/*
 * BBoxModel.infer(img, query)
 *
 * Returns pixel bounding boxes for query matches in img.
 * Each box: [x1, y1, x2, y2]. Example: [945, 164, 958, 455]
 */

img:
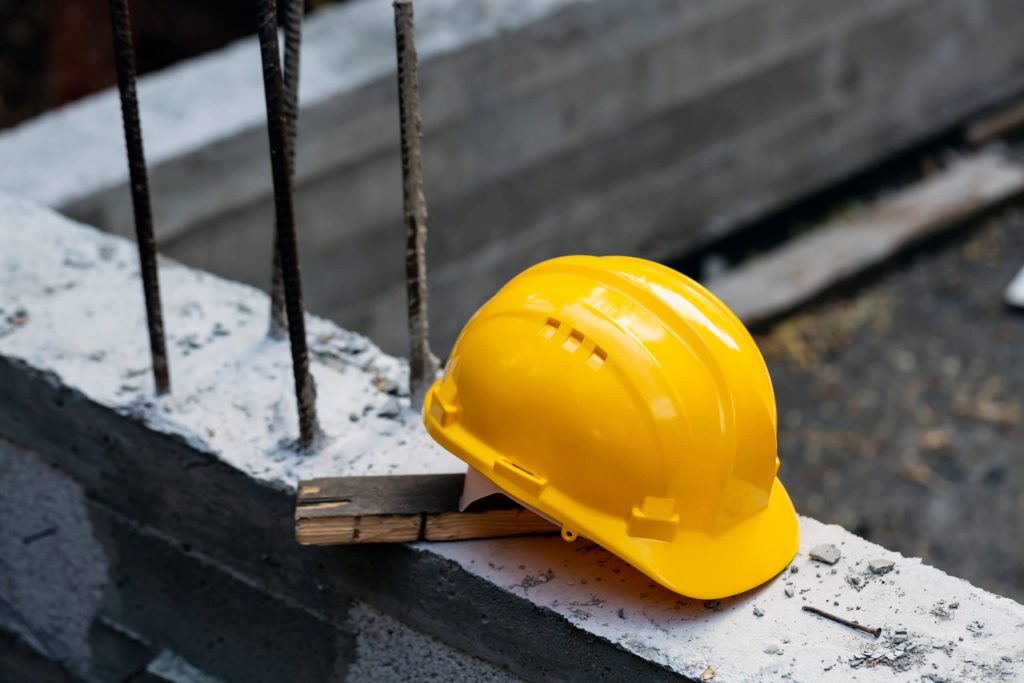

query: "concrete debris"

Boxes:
[868, 558, 895, 575]
[849, 630, 931, 673]
[374, 375, 408, 396]
[753, 606, 764, 617]
[931, 601, 960, 620]
[516, 569, 555, 590]
[784, 587, 795, 598]
[846, 574, 864, 590]
[0, 307, 29, 339]
[376, 398, 403, 419]
[789, 565, 799, 574]
[699, 664, 716, 680]
[764, 643, 783, 655]
[966, 621, 987, 637]
[809, 544, 842, 565]
[704, 600, 721, 611]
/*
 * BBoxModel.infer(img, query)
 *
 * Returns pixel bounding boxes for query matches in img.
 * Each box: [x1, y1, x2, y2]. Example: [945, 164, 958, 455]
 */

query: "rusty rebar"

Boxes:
[268, 0, 304, 340]
[393, 0, 438, 407]
[802, 605, 882, 638]
[107, 0, 170, 395]
[256, 0, 320, 449]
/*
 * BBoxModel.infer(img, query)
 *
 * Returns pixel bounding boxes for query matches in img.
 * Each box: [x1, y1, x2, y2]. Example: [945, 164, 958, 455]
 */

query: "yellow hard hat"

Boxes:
[423, 255, 798, 599]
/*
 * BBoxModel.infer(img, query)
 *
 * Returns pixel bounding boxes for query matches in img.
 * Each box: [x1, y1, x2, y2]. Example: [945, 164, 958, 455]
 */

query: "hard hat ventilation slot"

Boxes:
[562, 328, 585, 353]
[540, 318, 608, 368]
[540, 317, 561, 339]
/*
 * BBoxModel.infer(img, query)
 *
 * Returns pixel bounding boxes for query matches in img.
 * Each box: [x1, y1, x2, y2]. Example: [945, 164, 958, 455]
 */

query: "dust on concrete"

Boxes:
[514, 568, 555, 591]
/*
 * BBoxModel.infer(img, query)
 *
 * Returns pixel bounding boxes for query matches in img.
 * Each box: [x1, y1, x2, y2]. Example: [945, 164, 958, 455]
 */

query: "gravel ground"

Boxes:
[758, 204, 1024, 603]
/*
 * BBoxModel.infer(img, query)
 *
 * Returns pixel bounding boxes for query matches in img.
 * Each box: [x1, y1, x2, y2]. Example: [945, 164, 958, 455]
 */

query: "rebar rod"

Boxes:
[107, 0, 170, 395]
[256, 0, 321, 449]
[268, 0, 304, 340]
[393, 0, 437, 406]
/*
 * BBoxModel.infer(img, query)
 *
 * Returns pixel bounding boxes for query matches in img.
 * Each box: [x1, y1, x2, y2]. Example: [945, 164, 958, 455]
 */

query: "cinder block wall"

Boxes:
[2, 0, 1023, 356]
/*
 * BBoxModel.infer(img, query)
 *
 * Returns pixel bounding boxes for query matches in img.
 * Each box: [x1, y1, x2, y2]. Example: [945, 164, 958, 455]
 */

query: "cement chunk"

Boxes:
[809, 543, 842, 565]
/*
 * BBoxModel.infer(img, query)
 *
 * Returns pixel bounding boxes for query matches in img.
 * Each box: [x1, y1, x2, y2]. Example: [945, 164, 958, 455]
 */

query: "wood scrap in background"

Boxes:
[967, 98, 1024, 146]
[707, 153, 1024, 328]
[295, 473, 556, 545]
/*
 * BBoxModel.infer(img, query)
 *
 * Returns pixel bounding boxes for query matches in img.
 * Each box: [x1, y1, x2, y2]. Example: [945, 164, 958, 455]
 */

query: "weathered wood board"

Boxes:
[708, 154, 1024, 327]
[295, 473, 556, 545]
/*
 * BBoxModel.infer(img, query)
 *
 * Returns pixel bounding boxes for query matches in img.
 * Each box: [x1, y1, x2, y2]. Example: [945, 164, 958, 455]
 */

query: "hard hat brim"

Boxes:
[426, 393, 800, 600]
[513, 474, 798, 600]
[605, 477, 800, 600]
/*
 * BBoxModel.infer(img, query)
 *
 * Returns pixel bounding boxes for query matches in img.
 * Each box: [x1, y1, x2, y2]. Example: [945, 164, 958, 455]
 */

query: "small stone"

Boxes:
[868, 558, 895, 575]
[348, 413, 359, 422]
[789, 566, 799, 574]
[617, 608, 626, 619]
[753, 606, 764, 617]
[784, 587, 795, 598]
[699, 665, 716, 681]
[376, 398, 403, 418]
[893, 630, 908, 644]
[809, 543, 842, 565]
[847, 574, 863, 588]
[764, 643, 783, 655]
[704, 600, 721, 611]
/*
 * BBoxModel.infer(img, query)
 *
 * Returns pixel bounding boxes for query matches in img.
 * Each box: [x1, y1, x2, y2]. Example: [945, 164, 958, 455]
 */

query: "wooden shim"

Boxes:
[708, 154, 1024, 328]
[295, 473, 557, 545]
[967, 99, 1024, 146]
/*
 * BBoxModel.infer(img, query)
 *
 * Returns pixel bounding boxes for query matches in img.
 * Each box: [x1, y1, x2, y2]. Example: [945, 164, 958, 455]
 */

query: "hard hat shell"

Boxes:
[423, 255, 798, 599]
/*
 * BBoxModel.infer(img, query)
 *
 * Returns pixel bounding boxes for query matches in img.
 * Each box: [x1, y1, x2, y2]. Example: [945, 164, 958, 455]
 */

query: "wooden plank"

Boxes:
[708, 154, 1024, 328]
[295, 473, 557, 545]
[967, 99, 1024, 146]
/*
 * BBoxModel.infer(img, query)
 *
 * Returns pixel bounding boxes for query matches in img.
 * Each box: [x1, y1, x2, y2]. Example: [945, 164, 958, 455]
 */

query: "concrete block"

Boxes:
[2, 194, 1023, 681]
